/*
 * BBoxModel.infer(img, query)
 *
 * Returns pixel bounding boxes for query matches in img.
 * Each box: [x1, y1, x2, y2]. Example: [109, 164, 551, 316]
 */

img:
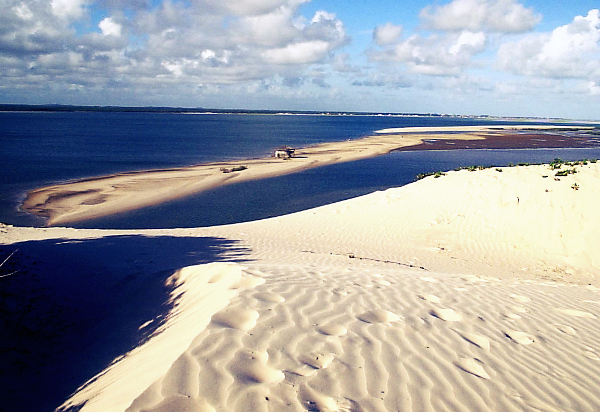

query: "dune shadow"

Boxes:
[0, 234, 250, 412]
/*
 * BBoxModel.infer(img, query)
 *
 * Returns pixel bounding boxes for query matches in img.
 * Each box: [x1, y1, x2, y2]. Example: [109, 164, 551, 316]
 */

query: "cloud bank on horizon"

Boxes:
[1, 0, 599, 119]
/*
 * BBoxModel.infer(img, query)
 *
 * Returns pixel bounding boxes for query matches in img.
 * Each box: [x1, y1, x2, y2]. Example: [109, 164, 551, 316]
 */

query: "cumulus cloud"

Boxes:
[99, 17, 122, 37]
[370, 31, 487, 76]
[50, 0, 90, 20]
[368, 0, 532, 77]
[0, 0, 349, 99]
[1, 0, 71, 57]
[237, 6, 299, 47]
[448, 31, 486, 55]
[305, 10, 347, 45]
[3, 0, 597, 115]
[202, 0, 308, 17]
[263, 40, 331, 65]
[135, 3, 347, 69]
[496, 9, 600, 79]
[420, 0, 540, 33]
[373, 22, 402, 46]
[331, 53, 359, 73]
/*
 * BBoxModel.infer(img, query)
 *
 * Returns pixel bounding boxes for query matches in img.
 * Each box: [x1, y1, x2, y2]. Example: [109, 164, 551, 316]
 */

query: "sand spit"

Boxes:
[21, 125, 593, 226]
[3, 159, 600, 411]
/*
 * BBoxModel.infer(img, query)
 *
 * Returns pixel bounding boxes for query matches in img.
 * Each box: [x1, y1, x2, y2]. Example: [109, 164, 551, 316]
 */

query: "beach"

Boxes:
[2, 132, 600, 410]
[21, 125, 593, 227]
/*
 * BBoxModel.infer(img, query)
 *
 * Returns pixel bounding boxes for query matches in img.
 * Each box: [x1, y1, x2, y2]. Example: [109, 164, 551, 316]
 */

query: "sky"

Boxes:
[1, 0, 599, 119]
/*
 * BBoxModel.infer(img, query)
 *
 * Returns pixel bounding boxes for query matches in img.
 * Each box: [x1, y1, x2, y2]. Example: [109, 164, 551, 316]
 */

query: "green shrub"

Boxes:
[555, 168, 577, 177]
[550, 158, 564, 170]
[416, 171, 446, 180]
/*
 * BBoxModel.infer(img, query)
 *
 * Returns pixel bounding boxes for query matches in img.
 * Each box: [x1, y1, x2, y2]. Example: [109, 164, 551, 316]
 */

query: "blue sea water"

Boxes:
[2, 111, 600, 228]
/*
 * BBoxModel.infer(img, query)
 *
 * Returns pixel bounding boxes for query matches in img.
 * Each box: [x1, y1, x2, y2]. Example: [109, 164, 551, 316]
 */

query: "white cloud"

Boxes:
[448, 31, 486, 55]
[1, 0, 72, 57]
[420, 0, 540, 33]
[496, 9, 600, 79]
[304, 10, 347, 44]
[373, 23, 402, 46]
[263, 40, 330, 64]
[311, 10, 334, 23]
[13, 3, 34, 20]
[99, 17, 122, 37]
[201, 50, 216, 60]
[162, 60, 184, 76]
[0, 0, 350, 99]
[370, 31, 486, 76]
[368, 1, 510, 78]
[50, 0, 89, 20]
[202, 0, 308, 16]
[131, 4, 348, 74]
[36, 51, 83, 70]
[260, 10, 347, 65]
[238, 6, 298, 47]
[200, 49, 231, 65]
[3, 0, 596, 118]
[332, 53, 359, 73]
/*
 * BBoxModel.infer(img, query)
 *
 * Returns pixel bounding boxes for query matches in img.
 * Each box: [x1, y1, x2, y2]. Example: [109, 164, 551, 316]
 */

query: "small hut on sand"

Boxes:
[273, 146, 295, 159]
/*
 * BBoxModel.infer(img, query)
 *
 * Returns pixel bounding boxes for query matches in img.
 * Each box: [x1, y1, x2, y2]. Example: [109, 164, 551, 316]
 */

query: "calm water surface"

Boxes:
[2, 112, 598, 228]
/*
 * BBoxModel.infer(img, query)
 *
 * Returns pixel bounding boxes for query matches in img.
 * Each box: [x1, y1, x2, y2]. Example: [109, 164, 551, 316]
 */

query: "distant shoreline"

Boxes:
[1, 103, 592, 122]
[21, 125, 596, 227]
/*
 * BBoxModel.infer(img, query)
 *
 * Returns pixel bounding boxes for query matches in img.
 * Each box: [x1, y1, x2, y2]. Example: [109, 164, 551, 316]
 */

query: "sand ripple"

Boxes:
[115, 264, 600, 412]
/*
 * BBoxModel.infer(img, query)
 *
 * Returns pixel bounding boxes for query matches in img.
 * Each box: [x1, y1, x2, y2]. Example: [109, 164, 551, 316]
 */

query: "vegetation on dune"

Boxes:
[549, 158, 599, 179]
[555, 168, 577, 177]
[414, 158, 598, 182]
[550, 158, 595, 168]
[416, 171, 446, 180]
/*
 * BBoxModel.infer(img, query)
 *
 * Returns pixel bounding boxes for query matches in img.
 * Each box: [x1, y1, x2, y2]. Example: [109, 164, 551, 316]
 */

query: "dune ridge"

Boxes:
[2, 158, 600, 411]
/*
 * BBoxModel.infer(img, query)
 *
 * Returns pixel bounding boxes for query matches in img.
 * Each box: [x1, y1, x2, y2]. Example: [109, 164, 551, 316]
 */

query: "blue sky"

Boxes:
[1, 0, 599, 119]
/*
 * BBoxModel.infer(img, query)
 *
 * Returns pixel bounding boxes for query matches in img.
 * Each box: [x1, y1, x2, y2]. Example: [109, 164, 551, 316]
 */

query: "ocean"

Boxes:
[2, 111, 600, 228]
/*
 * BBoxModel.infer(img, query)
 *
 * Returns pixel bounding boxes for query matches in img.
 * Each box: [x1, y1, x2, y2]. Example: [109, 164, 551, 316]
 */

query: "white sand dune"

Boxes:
[3, 160, 600, 411]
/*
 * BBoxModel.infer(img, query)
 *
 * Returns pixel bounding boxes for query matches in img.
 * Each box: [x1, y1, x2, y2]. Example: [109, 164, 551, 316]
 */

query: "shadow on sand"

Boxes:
[0, 234, 250, 412]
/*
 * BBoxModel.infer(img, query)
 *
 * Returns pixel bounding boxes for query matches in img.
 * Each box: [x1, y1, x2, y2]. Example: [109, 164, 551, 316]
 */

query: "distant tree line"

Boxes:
[0, 104, 485, 118]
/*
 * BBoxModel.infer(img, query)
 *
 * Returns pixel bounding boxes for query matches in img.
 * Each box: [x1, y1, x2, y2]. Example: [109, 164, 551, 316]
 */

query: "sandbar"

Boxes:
[22, 125, 595, 226]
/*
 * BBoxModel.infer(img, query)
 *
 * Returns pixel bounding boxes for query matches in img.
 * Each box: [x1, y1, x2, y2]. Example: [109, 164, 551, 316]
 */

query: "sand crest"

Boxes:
[2, 155, 600, 411]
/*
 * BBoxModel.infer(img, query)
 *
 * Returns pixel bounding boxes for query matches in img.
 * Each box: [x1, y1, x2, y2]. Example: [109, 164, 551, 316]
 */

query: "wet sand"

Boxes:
[398, 131, 600, 151]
